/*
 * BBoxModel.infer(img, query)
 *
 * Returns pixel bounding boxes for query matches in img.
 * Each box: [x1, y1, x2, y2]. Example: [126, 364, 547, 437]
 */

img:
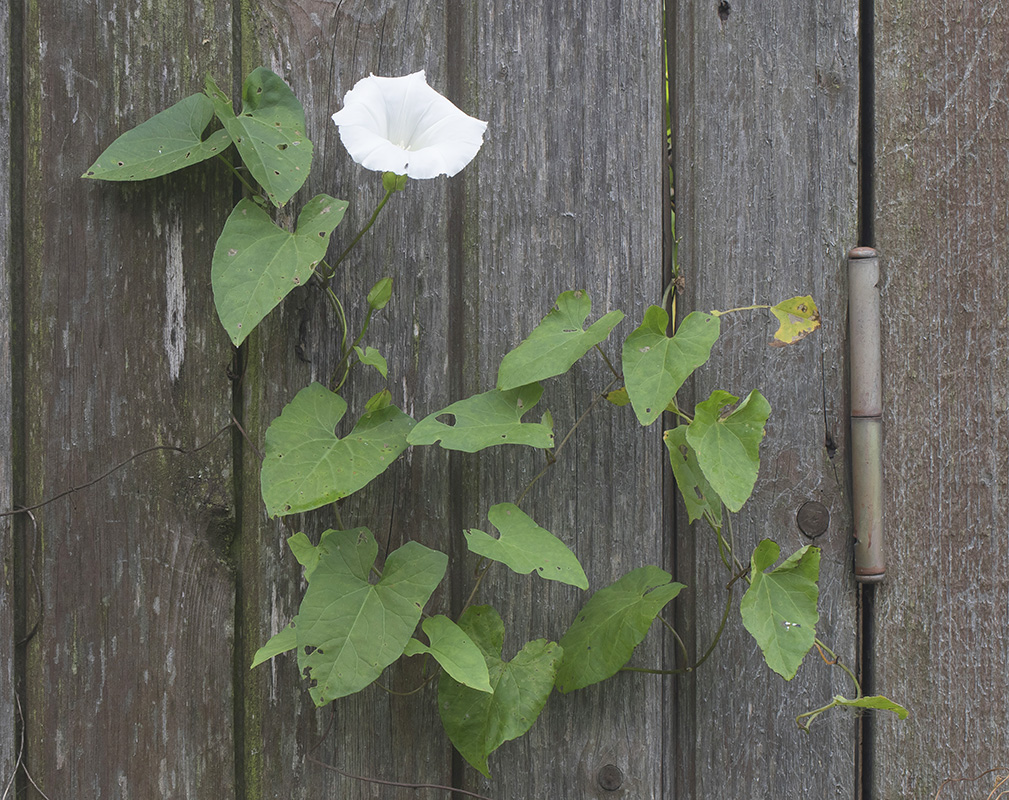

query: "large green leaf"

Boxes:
[293, 528, 447, 704]
[685, 389, 770, 513]
[663, 426, 722, 525]
[83, 93, 232, 181]
[465, 503, 587, 589]
[212, 195, 347, 346]
[555, 566, 684, 693]
[205, 68, 312, 206]
[407, 383, 555, 452]
[404, 615, 492, 693]
[496, 291, 624, 390]
[622, 308, 720, 426]
[438, 606, 562, 777]
[740, 540, 820, 680]
[260, 382, 415, 517]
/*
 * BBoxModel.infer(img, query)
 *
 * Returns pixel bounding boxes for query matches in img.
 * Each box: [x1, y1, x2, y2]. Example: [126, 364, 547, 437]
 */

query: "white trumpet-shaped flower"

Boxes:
[332, 71, 488, 179]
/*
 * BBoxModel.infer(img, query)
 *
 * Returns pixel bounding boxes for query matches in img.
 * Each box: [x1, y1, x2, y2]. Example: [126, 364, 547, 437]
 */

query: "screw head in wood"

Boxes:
[796, 501, 830, 538]
[597, 764, 623, 791]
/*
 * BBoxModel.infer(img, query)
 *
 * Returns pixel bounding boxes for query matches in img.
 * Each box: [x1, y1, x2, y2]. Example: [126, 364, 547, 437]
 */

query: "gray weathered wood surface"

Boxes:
[672, 1, 861, 796]
[873, 3, 1009, 797]
[19, 2, 237, 796]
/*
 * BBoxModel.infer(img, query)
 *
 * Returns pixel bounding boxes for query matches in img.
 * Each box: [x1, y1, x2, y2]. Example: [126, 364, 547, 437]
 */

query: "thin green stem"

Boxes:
[814, 638, 861, 696]
[331, 187, 395, 272]
[331, 307, 375, 391]
[375, 671, 438, 697]
[709, 303, 772, 317]
[215, 154, 259, 196]
[666, 402, 693, 423]
[324, 287, 350, 358]
[593, 344, 621, 380]
[459, 559, 492, 617]
[659, 615, 690, 666]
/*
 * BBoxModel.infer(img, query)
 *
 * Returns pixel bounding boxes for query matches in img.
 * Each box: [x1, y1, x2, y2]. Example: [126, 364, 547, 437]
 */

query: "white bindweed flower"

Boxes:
[332, 71, 488, 179]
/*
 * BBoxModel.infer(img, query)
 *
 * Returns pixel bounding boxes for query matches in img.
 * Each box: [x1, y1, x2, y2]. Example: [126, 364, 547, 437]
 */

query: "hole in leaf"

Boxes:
[117, 161, 124, 166]
[435, 413, 457, 426]
[277, 143, 288, 151]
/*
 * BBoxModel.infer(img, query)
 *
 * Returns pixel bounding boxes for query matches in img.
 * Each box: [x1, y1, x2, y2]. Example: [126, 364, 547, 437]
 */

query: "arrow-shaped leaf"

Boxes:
[260, 382, 415, 517]
[497, 290, 624, 390]
[685, 389, 770, 513]
[83, 93, 232, 181]
[438, 606, 562, 778]
[294, 528, 447, 704]
[740, 539, 820, 680]
[622, 308, 720, 426]
[407, 384, 555, 452]
[212, 195, 347, 345]
[404, 615, 492, 693]
[465, 503, 588, 589]
[555, 566, 684, 693]
[663, 426, 722, 525]
[206, 68, 312, 206]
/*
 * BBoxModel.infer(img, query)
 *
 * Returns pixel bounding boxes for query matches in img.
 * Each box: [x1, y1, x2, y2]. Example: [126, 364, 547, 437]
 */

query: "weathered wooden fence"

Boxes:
[0, 1, 1005, 798]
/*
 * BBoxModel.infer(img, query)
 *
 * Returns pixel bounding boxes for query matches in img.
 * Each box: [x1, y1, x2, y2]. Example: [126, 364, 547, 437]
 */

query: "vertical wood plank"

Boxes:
[22, 1, 236, 795]
[0, 0, 17, 781]
[673, 1, 860, 795]
[457, 2, 668, 797]
[873, 3, 1009, 797]
[236, 2, 456, 796]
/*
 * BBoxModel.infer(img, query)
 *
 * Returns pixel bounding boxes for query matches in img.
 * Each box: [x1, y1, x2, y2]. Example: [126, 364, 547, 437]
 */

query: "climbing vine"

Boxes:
[84, 67, 906, 780]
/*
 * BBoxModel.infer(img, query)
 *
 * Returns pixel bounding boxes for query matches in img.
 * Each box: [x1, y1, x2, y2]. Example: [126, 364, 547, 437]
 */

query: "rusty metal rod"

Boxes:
[849, 246, 885, 582]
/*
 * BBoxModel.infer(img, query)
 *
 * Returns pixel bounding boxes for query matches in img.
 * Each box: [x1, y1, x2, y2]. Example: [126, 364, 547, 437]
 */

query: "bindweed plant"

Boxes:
[84, 67, 907, 778]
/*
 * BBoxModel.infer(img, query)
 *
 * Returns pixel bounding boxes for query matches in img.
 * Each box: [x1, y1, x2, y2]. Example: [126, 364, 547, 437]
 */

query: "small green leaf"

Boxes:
[382, 172, 408, 192]
[260, 382, 415, 517]
[438, 606, 562, 777]
[685, 389, 770, 513]
[212, 195, 347, 345]
[407, 384, 555, 452]
[365, 389, 392, 412]
[770, 296, 821, 346]
[287, 532, 322, 574]
[251, 622, 297, 668]
[404, 615, 492, 693]
[497, 291, 624, 390]
[294, 528, 447, 704]
[555, 566, 684, 693]
[605, 387, 630, 407]
[206, 69, 313, 206]
[740, 540, 820, 680]
[84, 93, 232, 181]
[367, 277, 393, 310]
[622, 308, 720, 426]
[662, 426, 722, 525]
[354, 346, 388, 379]
[832, 694, 909, 719]
[465, 503, 588, 590]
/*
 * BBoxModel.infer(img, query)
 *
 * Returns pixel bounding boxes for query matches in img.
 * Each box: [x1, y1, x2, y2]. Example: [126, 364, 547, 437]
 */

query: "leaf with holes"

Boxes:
[407, 383, 555, 452]
[438, 606, 562, 778]
[260, 382, 414, 517]
[212, 195, 347, 345]
[740, 540, 819, 680]
[663, 426, 722, 525]
[685, 389, 770, 513]
[770, 295, 821, 346]
[404, 615, 492, 693]
[465, 503, 587, 589]
[622, 307, 720, 426]
[206, 68, 312, 206]
[83, 93, 232, 181]
[497, 290, 624, 390]
[291, 528, 447, 704]
[555, 566, 684, 693]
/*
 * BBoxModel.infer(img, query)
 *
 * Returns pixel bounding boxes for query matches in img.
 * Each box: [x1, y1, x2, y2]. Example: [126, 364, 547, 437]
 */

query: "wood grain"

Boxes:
[21, 1, 237, 795]
[873, 3, 1009, 797]
[672, 1, 860, 795]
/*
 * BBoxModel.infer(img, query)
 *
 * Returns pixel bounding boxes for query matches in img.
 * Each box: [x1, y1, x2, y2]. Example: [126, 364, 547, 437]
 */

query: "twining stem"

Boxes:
[659, 616, 690, 666]
[814, 638, 861, 696]
[323, 285, 350, 359]
[330, 186, 395, 273]
[331, 307, 375, 391]
[215, 154, 259, 196]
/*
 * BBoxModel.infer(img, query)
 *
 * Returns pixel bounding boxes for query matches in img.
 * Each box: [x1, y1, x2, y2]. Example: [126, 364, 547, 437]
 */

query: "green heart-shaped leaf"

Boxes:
[685, 389, 770, 513]
[407, 384, 555, 452]
[404, 615, 492, 693]
[465, 503, 588, 589]
[83, 93, 232, 181]
[260, 382, 414, 517]
[293, 528, 447, 704]
[622, 308, 720, 426]
[206, 69, 313, 206]
[663, 426, 722, 525]
[555, 566, 684, 693]
[212, 195, 347, 345]
[497, 290, 624, 390]
[740, 540, 819, 680]
[438, 606, 562, 778]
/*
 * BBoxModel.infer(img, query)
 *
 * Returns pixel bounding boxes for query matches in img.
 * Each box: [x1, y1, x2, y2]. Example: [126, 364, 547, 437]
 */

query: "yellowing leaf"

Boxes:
[770, 296, 820, 346]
